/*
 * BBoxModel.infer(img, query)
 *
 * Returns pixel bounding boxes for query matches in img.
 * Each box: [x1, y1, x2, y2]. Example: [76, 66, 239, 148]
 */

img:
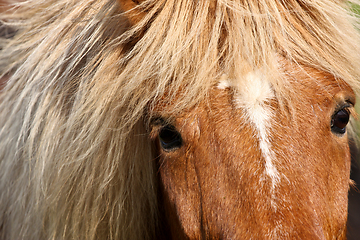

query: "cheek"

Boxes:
[320, 136, 351, 234]
[158, 152, 204, 239]
[280, 121, 351, 228]
[326, 136, 351, 212]
[157, 127, 264, 239]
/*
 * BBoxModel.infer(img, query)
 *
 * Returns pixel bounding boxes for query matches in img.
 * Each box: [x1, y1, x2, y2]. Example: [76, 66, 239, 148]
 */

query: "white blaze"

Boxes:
[218, 72, 280, 191]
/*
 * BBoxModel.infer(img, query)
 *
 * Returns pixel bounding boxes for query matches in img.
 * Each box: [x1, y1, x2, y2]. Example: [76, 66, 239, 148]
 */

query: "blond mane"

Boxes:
[0, 0, 360, 239]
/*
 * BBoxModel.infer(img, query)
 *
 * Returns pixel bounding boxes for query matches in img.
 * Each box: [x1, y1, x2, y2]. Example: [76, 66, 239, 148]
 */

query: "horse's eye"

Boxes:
[331, 108, 350, 134]
[159, 125, 183, 151]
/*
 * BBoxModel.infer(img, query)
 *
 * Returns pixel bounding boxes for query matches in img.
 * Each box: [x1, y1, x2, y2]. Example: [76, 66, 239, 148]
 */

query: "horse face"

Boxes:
[150, 65, 354, 239]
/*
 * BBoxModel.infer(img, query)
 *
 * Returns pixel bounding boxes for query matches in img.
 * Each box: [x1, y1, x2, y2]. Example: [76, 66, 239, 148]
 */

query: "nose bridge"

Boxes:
[217, 72, 281, 197]
[193, 106, 304, 239]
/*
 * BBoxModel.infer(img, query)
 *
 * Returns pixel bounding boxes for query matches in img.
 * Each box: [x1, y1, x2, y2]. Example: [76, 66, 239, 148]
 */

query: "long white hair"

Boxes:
[0, 0, 360, 239]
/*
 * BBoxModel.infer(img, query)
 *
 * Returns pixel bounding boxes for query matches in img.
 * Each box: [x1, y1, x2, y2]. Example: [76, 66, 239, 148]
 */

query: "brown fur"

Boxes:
[0, 0, 359, 239]
[152, 63, 354, 239]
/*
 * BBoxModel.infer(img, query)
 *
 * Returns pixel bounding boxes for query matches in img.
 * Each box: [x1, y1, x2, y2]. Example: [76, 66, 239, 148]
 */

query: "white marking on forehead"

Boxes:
[217, 74, 231, 90]
[218, 71, 280, 204]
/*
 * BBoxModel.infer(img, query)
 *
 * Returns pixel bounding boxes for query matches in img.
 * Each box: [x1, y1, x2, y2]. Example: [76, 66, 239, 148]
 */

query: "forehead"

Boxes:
[152, 62, 355, 118]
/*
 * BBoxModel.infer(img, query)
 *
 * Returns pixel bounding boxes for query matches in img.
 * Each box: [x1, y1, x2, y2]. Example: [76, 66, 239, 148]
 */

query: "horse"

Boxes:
[0, 0, 360, 239]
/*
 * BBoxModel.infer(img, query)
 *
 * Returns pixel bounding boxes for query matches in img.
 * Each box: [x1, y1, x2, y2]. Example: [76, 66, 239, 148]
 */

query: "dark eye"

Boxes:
[159, 125, 183, 151]
[331, 108, 350, 134]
